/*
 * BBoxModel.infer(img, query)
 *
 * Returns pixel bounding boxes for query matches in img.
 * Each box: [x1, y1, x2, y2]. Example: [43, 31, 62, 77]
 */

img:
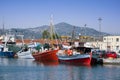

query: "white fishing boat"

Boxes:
[16, 35, 38, 59]
[16, 48, 34, 59]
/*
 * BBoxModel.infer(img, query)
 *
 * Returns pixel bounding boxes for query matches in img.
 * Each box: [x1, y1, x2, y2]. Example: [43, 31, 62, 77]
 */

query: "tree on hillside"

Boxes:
[42, 30, 61, 40]
[42, 30, 50, 39]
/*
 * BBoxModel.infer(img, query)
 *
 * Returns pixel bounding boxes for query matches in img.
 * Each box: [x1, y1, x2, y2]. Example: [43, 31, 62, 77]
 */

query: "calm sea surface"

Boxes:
[0, 58, 120, 80]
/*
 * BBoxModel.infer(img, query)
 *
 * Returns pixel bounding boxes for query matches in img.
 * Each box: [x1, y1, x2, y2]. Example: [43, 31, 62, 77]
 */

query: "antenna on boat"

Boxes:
[50, 14, 54, 40]
[71, 26, 75, 41]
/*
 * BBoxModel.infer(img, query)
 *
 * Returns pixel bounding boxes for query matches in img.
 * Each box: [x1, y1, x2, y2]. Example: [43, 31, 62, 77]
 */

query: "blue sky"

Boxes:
[0, 0, 120, 34]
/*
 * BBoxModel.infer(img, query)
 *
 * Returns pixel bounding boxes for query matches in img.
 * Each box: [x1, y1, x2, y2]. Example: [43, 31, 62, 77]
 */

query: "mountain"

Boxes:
[0, 22, 109, 39]
[54, 22, 108, 36]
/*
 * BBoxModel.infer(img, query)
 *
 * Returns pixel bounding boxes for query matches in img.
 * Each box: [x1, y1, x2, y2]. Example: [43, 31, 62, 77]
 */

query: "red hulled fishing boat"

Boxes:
[32, 49, 59, 62]
[57, 47, 97, 65]
[32, 15, 59, 62]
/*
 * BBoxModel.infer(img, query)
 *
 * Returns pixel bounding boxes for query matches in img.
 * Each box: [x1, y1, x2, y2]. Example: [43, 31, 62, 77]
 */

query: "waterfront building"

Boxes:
[89, 36, 120, 53]
[79, 35, 94, 42]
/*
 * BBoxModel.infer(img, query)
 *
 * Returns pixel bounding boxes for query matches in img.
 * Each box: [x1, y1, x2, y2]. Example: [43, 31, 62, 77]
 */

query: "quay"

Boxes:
[103, 58, 120, 64]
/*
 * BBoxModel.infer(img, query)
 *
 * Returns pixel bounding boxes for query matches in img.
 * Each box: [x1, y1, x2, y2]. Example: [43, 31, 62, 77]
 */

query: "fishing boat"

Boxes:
[102, 51, 120, 64]
[0, 20, 16, 58]
[32, 15, 59, 62]
[57, 47, 97, 65]
[32, 49, 59, 61]
[0, 34, 15, 58]
[17, 42, 42, 59]
[0, 47, 15, 58]
[16, 35, 42, 59]
[16, 48, 34, 59]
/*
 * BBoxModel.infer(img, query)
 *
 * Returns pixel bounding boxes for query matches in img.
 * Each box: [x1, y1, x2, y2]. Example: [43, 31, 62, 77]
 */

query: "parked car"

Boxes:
[104, 51, 117, 58]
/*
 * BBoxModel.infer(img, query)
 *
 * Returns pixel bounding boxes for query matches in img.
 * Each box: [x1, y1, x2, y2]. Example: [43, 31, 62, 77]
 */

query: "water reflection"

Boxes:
[59, 61, 92, 68]
[103, 64, 120, 68]
[0, 58, 35, 66]
[1, 58, 120, 80]
[0, 58, 93, 80]
[34, 60, 59, 66]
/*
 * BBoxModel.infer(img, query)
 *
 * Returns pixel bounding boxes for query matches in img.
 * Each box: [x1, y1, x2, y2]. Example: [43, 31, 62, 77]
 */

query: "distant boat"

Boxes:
[57, 47, 97, 65]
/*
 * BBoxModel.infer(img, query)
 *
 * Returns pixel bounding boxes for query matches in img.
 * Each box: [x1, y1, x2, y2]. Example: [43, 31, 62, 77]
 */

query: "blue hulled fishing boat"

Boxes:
[0, 34, 15, 58]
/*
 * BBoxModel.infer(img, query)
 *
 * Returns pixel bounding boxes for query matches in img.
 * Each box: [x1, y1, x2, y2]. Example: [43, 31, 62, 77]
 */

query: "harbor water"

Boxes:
[0, 58, 120, 80]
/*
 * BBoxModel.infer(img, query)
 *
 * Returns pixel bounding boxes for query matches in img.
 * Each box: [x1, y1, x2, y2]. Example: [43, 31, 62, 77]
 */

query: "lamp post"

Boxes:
[98, 17, 102, 40]
[84, 24, 87, 36]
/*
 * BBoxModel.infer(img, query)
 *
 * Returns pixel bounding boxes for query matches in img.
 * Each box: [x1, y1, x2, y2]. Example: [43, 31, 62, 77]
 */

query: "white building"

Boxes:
[89, 36, 120, 53]
[103, 36, 120, 52]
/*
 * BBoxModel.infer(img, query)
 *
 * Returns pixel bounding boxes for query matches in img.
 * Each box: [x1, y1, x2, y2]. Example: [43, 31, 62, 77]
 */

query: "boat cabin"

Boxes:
[74, 47, 92, 54]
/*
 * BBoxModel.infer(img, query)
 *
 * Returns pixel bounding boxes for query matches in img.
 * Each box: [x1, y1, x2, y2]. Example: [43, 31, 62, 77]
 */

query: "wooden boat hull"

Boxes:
[32, 49, 59, 62]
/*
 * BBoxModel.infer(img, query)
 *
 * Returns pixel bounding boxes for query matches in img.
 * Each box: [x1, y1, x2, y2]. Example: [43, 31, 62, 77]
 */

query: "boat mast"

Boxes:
[50, 15, 54, 40]
[17, 35, 24, 46]
[2, 17, 7, 49]
[71, 26, 75, 41]
[49, 15, 58, 45]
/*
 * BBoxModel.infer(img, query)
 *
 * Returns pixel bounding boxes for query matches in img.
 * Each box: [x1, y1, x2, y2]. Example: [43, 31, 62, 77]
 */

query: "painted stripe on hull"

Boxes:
[59, 57, 91, 65]
[58, 54, 90, 60]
